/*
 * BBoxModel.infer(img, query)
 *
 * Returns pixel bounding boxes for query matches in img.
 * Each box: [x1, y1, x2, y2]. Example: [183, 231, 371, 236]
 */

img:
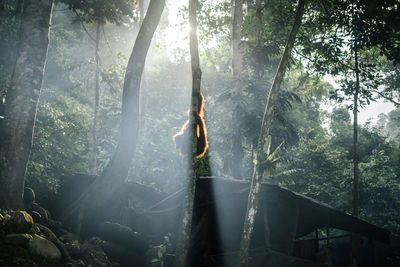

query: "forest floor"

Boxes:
[0, 206, 141, 267]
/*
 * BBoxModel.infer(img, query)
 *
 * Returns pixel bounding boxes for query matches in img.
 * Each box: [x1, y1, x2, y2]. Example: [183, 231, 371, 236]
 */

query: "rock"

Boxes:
[52, 227, 68, 238]
[65, 240, 81, 257]
[27, 234, 61, 260]
[4, 233, 33, 245]
[23, 187, 35, 207]
[30, 211, 42, 222]
[29, 224, 40, 235]
[30, 203, 50, 220]
[2, 214, 11, 226]
[59, 232, 81, 243]
[80, 239, 112, 267]
[5, 211, 34, 233]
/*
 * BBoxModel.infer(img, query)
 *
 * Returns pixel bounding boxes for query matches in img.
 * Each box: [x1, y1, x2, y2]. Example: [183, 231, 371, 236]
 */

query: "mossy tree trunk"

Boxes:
[0, 0, 54, 210]
[173, 0, 203, 266]
[237, 0, 306, 266]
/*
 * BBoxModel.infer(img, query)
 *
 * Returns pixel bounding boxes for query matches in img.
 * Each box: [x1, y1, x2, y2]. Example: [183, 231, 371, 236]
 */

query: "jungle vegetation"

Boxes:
[0, 0, 400, 266]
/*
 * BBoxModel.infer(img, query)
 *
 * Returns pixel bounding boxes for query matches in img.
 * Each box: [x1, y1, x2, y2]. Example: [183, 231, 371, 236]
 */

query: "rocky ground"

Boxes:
[0, 207, 121, 266]
[0, 187, 168, 267]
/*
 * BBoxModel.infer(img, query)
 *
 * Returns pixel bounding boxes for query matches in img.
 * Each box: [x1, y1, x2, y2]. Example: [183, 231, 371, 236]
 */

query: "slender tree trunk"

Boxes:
[139, 0, 149, 129]
[92, 20, 101, 175]
[351, 0, 360, 218]
[173, 0, 202, 266]
[353, 48, 359, 217]
[62, 0, 165, 219]
[351, 11, 361, 265]
[237, 1, 306, 266]
[0, 0, 54, 210]
[231, 0, 244, 179]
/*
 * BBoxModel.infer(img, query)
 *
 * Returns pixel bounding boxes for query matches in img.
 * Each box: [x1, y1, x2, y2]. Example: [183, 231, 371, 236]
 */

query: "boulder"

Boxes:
[2, 214, 11, 226]
[29, 224, 40, 235]
[65, 240, 81, 257]
[59, 232, 81, 243]
[80, 237, 112, 267]
[4, 233, 33, 245]
[29, 203, 50, 220]
[30, 211, 42, 222]
[5, 211, 34, 233]
[27, 234, 61, 260]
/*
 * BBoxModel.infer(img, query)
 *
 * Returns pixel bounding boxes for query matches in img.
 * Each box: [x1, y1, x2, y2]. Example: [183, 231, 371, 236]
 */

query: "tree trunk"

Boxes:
[139, 0, 150, 129]
[352, 21, 360, 221]
[231, 0, 244, 179]
[0, 0, 54, 210]
[92, 20, 101, 175]
[173, 0, 202, 266]
[92, 21, 101, 174]
[351, 12, 361, 266]
[237, 1, 306, 266]
[353, 52, 359, 218]
[62, 0, 165, 219]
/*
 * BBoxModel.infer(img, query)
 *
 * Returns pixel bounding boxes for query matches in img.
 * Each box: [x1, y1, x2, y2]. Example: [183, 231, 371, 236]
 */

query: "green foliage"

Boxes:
[254, 135, 283, 175]
[298, 0, 400, 106]
[275, 104, 400, 233]
[60, 0, 137, 24]
[195, 153, 211, 177]
[276, 125, 353, 211]
[26, 162, 60, 202]
[0, 0, 23, 90]
[152, 233, 172, 267]
[359, 149, 400, 233]
[27, 94, 92, 202]
[242, 0, 296, 76]
[1, 0, 398, 237]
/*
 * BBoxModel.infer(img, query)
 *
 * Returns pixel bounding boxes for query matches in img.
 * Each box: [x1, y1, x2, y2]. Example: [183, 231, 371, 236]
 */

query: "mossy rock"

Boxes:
[4, 233, 33, 245]
[5, 211, 34, 233]
[27, 234, 61, 260]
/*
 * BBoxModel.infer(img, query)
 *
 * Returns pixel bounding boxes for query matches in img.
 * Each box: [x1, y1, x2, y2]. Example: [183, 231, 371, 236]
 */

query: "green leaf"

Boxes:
[264, 135, 272, 155]
[267, 141, 284, 161]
